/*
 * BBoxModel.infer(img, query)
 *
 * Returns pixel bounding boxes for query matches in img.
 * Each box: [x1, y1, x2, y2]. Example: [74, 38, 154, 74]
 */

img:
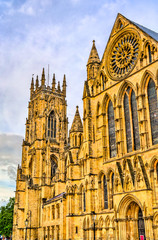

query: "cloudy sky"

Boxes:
[0, 0, 158, 205]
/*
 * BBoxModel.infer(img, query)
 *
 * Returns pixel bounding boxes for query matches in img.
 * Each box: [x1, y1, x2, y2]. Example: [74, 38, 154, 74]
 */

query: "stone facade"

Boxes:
[13, 13, 158, 240]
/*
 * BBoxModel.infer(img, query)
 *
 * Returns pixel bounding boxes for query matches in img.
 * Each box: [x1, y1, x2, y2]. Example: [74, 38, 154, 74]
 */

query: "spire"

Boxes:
[30, 76, 34, 99]
[70, 106, 83, 133]
[87, 40, 100, 65]
[52, 73, 56, 91]
[41, 68, 45, 86]
[62, 74, 67, 97]
[35, 75, 39, 90]
[57, 81, 61, 92]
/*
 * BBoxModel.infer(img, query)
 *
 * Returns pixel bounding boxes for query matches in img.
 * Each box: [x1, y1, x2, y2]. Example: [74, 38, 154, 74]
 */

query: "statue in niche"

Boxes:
[115, 174, 122, 192]
[136, 169, 144, 189]
[125, 175, 132, 191]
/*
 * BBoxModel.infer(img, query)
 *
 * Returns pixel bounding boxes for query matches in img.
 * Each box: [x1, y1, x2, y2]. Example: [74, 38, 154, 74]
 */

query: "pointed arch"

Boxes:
[102, 92, 111, 114]
[117, 80, 136, 105]
[98, 170, 106, 182]
[147, 78, 158, 145]
[117, 194, 143, 218]
[140, 70, 155, 94]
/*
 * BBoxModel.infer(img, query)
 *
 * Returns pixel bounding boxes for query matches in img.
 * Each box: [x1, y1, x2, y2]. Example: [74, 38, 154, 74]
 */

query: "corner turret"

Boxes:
[70, 106, 83, 148]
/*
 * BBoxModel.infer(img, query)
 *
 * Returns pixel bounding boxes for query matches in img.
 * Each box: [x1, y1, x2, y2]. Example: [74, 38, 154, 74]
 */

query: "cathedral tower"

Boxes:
[13, 69, 68, 239]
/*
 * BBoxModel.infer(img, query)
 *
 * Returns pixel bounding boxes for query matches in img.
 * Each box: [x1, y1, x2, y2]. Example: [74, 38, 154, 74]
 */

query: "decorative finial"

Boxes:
[62, 74, 67, 97]
[58, 81, 61, 92]
[52, 73, 56, 91]
[36, 75, 39, 89]
[41, 68, 45, 86]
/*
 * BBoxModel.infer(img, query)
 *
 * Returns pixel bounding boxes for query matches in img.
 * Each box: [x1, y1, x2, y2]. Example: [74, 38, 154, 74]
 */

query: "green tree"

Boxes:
[0, 197, 15, 238]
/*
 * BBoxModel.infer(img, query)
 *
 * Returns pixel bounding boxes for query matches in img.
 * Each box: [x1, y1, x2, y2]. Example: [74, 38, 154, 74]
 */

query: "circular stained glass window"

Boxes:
[107, 32, 139, 80]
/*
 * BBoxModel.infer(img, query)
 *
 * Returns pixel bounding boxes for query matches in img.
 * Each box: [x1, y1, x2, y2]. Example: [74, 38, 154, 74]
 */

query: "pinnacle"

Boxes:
[41, 67, 45, 86]
[87, 40, 100, 65]
[70, 106, 83, 133]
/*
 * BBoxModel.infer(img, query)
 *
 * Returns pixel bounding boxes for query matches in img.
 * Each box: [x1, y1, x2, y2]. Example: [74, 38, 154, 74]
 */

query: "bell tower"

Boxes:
[13, 68, 68, 240]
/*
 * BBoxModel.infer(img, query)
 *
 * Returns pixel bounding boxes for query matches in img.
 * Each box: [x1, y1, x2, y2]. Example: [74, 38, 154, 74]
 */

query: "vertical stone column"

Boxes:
[118, 219, 126, 240]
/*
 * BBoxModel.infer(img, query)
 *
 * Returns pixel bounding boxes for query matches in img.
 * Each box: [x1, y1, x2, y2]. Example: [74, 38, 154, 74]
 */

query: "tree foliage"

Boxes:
[0, 197, 15, 237]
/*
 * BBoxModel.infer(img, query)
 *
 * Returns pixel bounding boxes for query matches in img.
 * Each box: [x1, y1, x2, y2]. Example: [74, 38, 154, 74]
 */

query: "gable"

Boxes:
[100, 13, 158, 82]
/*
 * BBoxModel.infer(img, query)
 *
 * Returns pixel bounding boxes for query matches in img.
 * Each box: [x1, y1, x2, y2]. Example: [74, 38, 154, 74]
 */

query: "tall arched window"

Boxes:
[111, 173, 114, 208]
[103, 175, 108, 209]
[51, 157, 58, 179]
[147, 79, 158, 145]
[108, 100, 117, 158]
[48, 111, 56, 138]
[131, 90, 140, 150]
[148, 45, 152, 63]
[124, 87, 140, 152]
[83, 190, 86, 212]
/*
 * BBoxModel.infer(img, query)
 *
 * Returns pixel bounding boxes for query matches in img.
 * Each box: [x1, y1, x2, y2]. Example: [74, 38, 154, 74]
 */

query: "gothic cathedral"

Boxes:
[13, 14, 158, 240]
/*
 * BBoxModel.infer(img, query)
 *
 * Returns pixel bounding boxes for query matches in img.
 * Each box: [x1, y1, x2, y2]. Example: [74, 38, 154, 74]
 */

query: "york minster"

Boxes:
[13, 14, 158, 240]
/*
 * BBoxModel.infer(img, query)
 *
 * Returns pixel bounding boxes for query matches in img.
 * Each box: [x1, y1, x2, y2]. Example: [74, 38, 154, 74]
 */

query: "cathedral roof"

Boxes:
[118, 13, 158, 42]
[87, 40, 100, 65]
[131, 21, 158, 42]
[70, 106, 83, 133]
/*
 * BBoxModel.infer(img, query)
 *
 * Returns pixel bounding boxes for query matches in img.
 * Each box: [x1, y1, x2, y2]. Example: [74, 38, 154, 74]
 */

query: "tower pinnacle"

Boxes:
[62, 74, 67, 97]
[41, 68, 45, 86]
[52, 73, 56, 91]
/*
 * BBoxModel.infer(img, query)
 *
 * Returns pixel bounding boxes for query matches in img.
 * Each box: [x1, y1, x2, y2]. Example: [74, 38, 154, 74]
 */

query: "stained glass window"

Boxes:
[108, 100, 117, 157]
[148, 79, 158, 145]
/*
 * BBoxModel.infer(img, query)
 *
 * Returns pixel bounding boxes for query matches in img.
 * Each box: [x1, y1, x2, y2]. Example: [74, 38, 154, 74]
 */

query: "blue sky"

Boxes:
[0, 0, 158, 204]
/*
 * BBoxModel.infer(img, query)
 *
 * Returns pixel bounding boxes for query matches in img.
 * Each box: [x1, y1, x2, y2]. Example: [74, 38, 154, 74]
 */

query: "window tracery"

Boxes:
[124, 87, 140, 152]
[47, 111, 56, 138]
[108, 100, 117, 158]
[107, 32, 139, 80]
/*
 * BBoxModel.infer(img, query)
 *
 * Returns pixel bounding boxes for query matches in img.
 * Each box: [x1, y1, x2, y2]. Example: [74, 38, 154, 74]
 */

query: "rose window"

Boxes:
[108, 32, 139, 80]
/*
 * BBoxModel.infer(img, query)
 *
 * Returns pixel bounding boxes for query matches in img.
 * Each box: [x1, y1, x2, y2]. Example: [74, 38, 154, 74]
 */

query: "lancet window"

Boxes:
[124, 87, 140, 152]
[148, 45, 152, 63]
[111, 173, 114, 208]
[103, 175, 108, 209]
[108, 100, 117, 158]
[47, 111, 56, 138]
[147, 79, 158, 145]
[83, 190, 86, 212]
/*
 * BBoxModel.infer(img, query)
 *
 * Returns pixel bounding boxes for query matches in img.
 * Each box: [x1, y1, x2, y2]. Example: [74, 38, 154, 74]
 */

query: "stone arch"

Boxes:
[107, 168, 114, 180]
[102, 92, 112, 114]
[150, 155, 158, 171]
[117, 80, 136, 105]
[117, 194, 143, 218]
[140, 70, 155, 94]
[118, 194, 146, 240]
[98, 170, 106, 182]
[98, 216, 104, 228]
[105, 215, 110, 228]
